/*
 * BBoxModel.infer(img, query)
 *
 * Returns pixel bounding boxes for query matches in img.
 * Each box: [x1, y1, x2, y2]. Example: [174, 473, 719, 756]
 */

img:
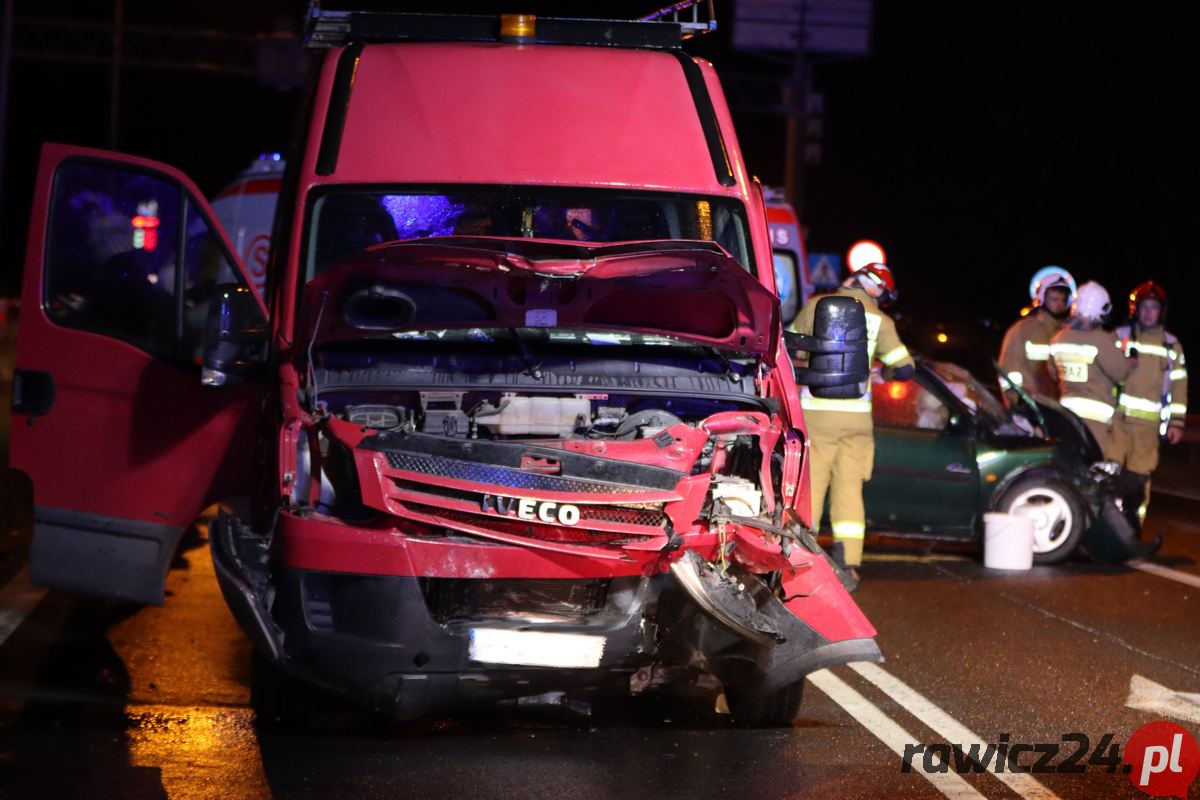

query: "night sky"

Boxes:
[2, 1, 1195, 403]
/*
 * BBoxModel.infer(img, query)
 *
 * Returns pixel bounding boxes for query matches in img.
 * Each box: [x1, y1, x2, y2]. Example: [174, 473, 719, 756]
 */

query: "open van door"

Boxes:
[10, 144, 269, 605]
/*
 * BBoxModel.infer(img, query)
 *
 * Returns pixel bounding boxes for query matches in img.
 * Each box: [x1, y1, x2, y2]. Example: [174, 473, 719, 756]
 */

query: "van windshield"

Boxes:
[304, 186, 753, 282]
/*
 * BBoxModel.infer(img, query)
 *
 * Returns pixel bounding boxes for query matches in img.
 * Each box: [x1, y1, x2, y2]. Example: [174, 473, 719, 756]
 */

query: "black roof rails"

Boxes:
[305, 2, 716, 50]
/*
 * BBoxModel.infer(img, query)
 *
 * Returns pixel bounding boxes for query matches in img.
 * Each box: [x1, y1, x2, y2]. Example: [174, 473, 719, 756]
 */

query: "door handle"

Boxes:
[945, 463, 971, 475]
[12, 369, 56, 415]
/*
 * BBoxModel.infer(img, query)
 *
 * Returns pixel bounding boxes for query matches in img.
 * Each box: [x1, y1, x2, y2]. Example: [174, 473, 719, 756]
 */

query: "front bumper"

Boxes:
[212, 511, 880, 718]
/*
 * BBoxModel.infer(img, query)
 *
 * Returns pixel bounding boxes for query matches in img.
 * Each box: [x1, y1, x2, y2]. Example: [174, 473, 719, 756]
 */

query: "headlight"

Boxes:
[1089, 460, 1120, 479]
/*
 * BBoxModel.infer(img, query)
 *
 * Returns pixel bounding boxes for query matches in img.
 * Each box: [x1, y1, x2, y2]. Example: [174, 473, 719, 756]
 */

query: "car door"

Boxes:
[864, 374, 980, 536]
[10, 144, 269, 605]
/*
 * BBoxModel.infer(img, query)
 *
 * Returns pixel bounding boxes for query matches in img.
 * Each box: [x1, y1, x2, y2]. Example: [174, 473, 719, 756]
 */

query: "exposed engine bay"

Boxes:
[337, 390, 738, 441]
[295, 336, 790, 556]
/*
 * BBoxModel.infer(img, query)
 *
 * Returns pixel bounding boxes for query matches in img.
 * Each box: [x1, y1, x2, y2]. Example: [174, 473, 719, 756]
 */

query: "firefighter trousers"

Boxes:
[1111, 417, 1161, 519]
[807, 426, 875, 567]
[1110, 417, 1161, 474]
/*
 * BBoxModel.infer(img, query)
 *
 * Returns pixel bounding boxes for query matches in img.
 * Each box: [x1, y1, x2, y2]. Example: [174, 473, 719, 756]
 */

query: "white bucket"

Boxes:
[982, 512, 1035, 570]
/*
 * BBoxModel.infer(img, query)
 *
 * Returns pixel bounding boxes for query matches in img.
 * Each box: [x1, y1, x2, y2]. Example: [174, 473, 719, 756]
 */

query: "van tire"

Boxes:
[251, 652, 319, 728]
[726, 679, 805, 727]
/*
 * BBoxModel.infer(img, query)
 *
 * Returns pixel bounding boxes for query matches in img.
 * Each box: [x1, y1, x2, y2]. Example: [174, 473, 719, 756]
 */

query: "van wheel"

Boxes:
[995, 474, 1085, 564]
[251, 652, 319, 728]
[725, 680, 805, 727]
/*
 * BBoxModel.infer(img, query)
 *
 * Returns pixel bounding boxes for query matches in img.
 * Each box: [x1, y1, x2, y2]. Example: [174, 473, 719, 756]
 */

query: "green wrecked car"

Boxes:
[860, 359, 1153, 564]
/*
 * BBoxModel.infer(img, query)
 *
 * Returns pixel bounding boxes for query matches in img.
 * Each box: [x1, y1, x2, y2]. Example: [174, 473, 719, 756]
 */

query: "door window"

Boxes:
[873, 379, 952, 431]
[44, 159, 254, 363]
[45, 162, 183, 358]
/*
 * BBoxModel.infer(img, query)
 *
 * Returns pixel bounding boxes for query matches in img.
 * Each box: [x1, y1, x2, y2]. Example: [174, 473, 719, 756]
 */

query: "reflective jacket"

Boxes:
[790, 286, 914, 431]
[1115, 324, 1188, 430]
[1048, 323, 1135, 425]
[998, 309, 1061, 398]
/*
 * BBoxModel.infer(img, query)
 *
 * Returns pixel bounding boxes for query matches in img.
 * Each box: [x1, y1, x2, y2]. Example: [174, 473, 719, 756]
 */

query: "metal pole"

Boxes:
[783, 50, 807, 218]
[108, 0, 123, 149]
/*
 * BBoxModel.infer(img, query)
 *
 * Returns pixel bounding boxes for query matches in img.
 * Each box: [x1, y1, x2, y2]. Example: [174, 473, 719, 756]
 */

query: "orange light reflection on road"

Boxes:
[112, 514, 272, 799]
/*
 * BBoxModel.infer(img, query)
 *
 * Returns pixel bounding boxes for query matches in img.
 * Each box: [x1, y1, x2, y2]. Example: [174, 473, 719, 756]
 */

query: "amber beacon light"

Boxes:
[500, 14, 537, 43]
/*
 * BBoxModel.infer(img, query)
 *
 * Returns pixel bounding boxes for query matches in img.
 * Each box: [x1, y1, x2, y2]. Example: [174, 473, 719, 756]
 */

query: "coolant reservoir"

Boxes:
[475, 396, 591, 436]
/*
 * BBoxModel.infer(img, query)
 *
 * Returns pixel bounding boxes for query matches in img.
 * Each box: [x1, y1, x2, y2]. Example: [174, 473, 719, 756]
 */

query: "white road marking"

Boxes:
[1127, 560, 1200, 590]
[849, 662, 1062, 800]
[807, 668, 988, 800]
[862, 553, 971, 563]
[1126, 674, 1200, 726]
[0, 567, 47, 647]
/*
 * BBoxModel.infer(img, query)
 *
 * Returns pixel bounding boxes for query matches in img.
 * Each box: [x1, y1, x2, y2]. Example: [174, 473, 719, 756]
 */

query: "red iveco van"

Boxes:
[10, 9, 879, 726]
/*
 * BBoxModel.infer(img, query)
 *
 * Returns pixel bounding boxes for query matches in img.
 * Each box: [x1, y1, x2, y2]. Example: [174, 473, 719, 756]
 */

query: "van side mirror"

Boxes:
[785, 296, 870, 399]
[200, 284, 269, 387]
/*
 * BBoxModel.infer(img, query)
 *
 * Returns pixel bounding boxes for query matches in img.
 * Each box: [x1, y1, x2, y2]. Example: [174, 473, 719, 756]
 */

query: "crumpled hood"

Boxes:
[300, 237, 780, 360]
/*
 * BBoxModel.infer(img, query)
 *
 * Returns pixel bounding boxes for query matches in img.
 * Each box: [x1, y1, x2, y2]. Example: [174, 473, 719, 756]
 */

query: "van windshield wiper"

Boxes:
[708, 346, 743, 383]
[509, 328, 543, 380]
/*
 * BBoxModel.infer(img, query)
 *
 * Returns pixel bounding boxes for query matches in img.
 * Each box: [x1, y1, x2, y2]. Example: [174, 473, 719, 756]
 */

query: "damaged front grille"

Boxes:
[391, 479, 670, 527]
[421, 577, 610, 624]
[385, 451, 648, 495]
[407, 504, 638, 544]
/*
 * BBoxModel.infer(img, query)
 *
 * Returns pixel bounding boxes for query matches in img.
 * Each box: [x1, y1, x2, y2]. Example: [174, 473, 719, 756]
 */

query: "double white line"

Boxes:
[809, 662, 1061, 800]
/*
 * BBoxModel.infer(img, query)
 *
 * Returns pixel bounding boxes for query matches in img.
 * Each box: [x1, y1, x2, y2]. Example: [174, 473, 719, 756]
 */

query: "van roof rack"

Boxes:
[305, 1, 716, 50]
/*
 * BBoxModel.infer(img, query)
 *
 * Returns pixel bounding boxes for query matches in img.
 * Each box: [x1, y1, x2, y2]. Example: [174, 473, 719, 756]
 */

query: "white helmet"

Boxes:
[1031, 269, 1076, 308]
[1071, 281, 1112, 323]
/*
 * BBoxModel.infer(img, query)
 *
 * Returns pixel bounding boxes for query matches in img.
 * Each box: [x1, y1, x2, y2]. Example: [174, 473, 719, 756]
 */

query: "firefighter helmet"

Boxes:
[1128, 280, 1167, 319]
[1071, 281, 1112, 323]
[1031, 268, 1076, 308]
[854, 262, 898, 306]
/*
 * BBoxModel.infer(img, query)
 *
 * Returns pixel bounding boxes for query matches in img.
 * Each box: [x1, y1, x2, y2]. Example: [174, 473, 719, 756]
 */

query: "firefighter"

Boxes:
[1048, 281, 1136, 459]
[791, 263, 915, 585]
[1112, 281, 1188, 521]
[997, 269, 1074, 405]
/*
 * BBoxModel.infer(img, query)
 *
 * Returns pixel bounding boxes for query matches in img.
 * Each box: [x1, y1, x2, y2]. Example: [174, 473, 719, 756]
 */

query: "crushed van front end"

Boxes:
[213, 240, 880, 723]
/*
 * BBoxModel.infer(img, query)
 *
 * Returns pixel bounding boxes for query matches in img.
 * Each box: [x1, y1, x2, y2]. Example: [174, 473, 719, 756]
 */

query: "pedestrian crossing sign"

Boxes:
[808, 253, 842, 290]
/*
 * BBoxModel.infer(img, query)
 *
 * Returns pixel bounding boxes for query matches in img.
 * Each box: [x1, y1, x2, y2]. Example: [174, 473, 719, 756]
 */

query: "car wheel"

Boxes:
[995, 474, 1085, 564]
[725, 679, 805, 727]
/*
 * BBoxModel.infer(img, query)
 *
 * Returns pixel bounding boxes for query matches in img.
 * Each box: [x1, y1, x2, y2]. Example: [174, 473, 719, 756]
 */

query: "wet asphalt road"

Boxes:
[0, 493, 1198, 800]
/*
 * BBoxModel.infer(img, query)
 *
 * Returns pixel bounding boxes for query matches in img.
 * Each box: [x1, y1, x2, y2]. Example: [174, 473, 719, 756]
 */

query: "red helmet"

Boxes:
[1128, 281, 1167, 318]
[854, 262, 897, 305]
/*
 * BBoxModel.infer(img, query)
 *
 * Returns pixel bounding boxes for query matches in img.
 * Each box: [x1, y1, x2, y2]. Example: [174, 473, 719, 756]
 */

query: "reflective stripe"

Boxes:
[880, 345, 910, 366]
[1169, 403, 1188, 417]
[801, 396, 872, 413]
[1118, 394, 1163, 413]
[1060, 396, 1115, 423]
[1024, 341, 1051, 361]
[1170, 368, 1188, 381]
[1048, 342, 1098, 360]
[865, 313, 882, 361]
[1131, 343, 1171, 358]
[1005, 371, 1024, 387]
[832, 521, 866, 539]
